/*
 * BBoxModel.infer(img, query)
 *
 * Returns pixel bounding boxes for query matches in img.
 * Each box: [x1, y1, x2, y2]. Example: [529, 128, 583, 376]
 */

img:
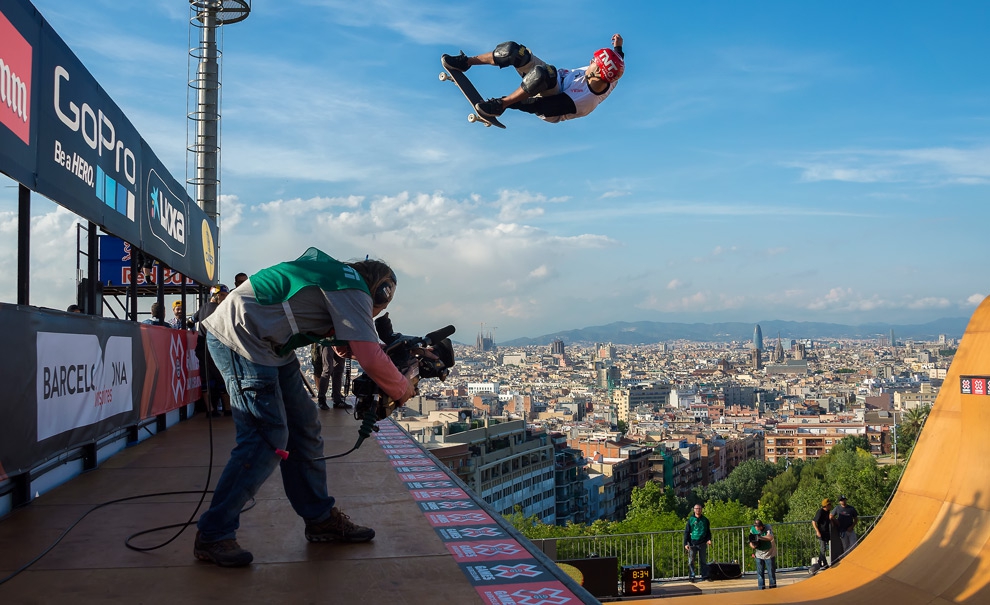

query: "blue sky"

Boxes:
[2, 0, 988, 341]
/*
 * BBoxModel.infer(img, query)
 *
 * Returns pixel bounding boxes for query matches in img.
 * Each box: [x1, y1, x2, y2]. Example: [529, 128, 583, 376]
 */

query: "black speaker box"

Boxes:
[708, 562, 741, 580]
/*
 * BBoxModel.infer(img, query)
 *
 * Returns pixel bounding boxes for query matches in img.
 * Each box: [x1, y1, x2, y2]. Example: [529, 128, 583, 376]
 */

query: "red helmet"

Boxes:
[592, 47, 624, 83]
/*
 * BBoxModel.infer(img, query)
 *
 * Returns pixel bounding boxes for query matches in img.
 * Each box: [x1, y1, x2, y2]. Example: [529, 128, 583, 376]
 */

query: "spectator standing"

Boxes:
[316, 344, 349, 410]
[143, 302, 167, 326]
[683, 503, 712, 582]
[168, 300, 185, 329]
[234, 272, 248, 288]
[831, 495, 859, 555]
[190, 285, 231, 416]
[749, 519, 777, 589]
[812, 498, 833, 570]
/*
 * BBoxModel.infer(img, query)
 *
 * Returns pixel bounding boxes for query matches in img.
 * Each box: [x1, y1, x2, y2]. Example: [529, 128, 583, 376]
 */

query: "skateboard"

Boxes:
[439, 59, 506, 129]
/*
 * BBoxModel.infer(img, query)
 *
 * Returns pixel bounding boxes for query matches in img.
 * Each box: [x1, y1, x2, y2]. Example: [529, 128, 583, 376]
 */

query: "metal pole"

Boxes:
[87, 222, 98, 314]
[128, 249, 138, 321]
[195, 5, 220, 221]
[17, 184, 30, 305]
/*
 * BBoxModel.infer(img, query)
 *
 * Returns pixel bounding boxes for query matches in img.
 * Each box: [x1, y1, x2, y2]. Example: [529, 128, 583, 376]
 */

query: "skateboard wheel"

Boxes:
[439, 72, 449, 81]
[468, 114, 477, 123]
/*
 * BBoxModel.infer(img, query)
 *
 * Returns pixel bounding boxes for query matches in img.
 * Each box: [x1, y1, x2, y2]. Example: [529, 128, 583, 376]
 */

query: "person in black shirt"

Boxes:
[812, 498, 833, 570]
[442, 34, 624, 123]
[831, 495, 860, 555]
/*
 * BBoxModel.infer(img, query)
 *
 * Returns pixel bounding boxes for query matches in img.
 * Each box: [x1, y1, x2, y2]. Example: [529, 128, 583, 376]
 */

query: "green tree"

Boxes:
[620, 482, 687, 533]
[756, 491, 788, 523]
[627, 481, 666, 516]
[896, 404, 932, 458]
[615, 509, 684, 534]
[702, 459, 779, 508]
[703, 499, 756, 528]
[819, 448, 892, 518]
[783, 481, 833, 524]
[835, 434, 871, 454]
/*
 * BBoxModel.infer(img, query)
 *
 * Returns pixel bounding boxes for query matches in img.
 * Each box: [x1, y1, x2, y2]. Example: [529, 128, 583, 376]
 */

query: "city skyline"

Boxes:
[1, 1, 988, 340]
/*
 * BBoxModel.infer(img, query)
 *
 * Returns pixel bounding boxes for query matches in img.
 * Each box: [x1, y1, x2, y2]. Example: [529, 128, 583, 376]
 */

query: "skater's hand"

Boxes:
[612, 33, 623, 48]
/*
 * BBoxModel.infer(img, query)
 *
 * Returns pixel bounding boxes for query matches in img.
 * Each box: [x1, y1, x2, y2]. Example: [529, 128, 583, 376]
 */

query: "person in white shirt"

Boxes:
[443, 34, 625, 123]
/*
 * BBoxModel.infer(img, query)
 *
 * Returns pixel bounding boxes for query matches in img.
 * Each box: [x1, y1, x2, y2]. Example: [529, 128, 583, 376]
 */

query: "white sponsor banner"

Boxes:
[36, 332, 133, 441]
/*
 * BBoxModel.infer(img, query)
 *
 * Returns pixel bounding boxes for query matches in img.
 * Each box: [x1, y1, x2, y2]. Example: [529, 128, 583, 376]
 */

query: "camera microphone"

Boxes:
[425, 325, 455, 345]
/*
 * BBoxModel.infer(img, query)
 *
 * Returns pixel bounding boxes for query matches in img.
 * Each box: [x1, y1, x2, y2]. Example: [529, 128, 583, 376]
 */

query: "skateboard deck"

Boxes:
[439, 58, 506, 129]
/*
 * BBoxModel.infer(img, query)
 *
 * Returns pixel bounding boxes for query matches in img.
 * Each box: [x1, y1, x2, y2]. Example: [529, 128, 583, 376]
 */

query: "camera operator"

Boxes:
[193, 248, 415, 568]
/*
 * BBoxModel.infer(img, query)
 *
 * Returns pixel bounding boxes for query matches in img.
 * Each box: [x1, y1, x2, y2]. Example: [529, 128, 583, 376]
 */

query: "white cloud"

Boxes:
[906, 297, 951, 310]
[495, 190, 560, 222]
[807, 288, 886, 312]
[0, 205, 85, 309]
[796, 165, 894, 183]
[300, 0, 476, 45]
[529, 265, 550, 279]
[788, 146, 990, 185]
[213, 189, 615, 332]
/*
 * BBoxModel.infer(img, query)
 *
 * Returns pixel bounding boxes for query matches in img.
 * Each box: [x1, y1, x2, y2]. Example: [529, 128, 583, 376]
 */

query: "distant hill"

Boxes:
[499, 317, 969, 347]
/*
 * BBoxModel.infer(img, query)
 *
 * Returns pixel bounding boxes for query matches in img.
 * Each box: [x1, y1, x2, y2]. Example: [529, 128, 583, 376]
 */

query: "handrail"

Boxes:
[531, 517, 876, 580]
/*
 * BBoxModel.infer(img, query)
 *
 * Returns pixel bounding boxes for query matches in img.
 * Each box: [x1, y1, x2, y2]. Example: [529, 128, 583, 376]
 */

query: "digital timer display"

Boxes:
[621, 564, 652, 596]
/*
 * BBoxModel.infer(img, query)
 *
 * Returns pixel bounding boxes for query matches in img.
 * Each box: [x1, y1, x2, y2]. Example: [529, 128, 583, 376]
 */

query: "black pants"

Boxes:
[817, 537, 830, 567]
[315, 345, 345, 404]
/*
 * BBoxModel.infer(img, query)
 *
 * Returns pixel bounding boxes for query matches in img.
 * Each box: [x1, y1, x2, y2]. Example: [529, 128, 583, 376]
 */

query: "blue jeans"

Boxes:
[197, 334, 335, 542]
[687, 542, 708, 579]
[755, 556, 776, 589]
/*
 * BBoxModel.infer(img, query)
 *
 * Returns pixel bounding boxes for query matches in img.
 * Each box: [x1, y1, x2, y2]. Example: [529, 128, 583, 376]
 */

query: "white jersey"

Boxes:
[541, 67, 615, 123]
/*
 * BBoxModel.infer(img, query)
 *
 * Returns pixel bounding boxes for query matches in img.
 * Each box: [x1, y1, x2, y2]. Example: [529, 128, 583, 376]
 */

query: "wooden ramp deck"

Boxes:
[0, 409, 591, 604]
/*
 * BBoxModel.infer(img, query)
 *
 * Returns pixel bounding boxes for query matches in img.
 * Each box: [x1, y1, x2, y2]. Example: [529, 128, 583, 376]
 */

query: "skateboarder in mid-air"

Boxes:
[442, 34, 624, 123]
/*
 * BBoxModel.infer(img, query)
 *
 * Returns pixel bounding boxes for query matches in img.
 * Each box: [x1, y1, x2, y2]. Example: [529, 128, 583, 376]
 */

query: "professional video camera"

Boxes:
[349, 315, 455, 447]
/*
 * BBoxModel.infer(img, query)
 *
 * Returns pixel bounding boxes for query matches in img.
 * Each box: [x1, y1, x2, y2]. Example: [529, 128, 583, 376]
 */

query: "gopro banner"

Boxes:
[0, 304, 201, 481]
[0, 0, 218, 285]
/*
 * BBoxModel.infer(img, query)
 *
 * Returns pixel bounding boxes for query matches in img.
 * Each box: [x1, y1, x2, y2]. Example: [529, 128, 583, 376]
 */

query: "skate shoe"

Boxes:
[442, 52, 470, 72]
[475, 97, 505, 118]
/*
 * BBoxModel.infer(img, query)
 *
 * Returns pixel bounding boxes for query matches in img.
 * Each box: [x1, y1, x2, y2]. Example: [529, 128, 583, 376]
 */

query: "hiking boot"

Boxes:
[317, 400, 331, 411]
[305, 507, 375, 543]
[475, 98, 504, 118]
[193, 531, 253, 567]
[442, 52, 470, 72]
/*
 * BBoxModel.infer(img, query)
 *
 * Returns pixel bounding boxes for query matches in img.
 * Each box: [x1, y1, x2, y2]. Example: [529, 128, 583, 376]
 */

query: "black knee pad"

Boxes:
[521, 64, 557, 95]
[493, 41, 532, 68]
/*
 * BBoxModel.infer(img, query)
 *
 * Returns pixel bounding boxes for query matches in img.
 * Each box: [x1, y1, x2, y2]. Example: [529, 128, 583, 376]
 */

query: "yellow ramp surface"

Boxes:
[649, 296, 990, 605]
